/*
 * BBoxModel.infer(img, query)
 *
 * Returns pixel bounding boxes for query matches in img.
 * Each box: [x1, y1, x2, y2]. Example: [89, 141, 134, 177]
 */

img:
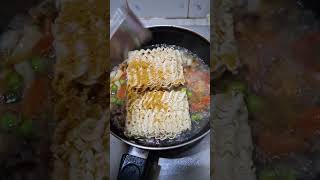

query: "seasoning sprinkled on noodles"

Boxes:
[126, 47, 186, 91]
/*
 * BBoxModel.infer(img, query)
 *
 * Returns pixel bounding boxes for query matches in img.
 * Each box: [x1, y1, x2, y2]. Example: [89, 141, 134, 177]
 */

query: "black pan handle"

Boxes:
[117, 147, 149, 180]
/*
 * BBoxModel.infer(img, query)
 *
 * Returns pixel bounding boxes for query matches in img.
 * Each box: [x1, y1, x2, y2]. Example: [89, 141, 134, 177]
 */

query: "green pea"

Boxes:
[187, 91, 193, 97]
[191, 113, 202, 121]
[0, 112, 18, 132]
[227, 81, 247, 94]
[115, 99, 124, 105]
[111, 84, 118, 91]
[110, 97, 117, 103]
[246, 94, 264, 113]
[30, 57, 47, 72]
[6, 72, 23, 91]
[17, 120, 34, 138]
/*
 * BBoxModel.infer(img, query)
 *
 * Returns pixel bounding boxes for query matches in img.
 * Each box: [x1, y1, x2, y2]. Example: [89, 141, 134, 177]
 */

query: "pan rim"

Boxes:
[145, 25, 210, 42]
[111, 129, 210, 150]
[110, 25, 210, 150]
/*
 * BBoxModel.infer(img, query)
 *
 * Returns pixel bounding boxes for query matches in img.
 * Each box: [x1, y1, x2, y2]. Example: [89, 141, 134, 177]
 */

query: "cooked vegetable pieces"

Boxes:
[120, 79, 126, 84]
[110, 97, 117, 103]
[30, 57, 47, 72]
[181, 87, 187, 92]
[246, 94, 265, 113]
[259, 167, 296, 180]
[0, 112, 18, 132]
[17, 119, 34, 138]
[227, 81, 247, 94]
[111, 84, 117, 91]
[115, 99, 124, 106]
[6, 71, 23, 91]
[191, 113, 202, 121]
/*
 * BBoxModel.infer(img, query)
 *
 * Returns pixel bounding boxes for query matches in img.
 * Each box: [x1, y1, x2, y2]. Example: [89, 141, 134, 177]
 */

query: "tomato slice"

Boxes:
[191, 96, 210, 112]
[32, 34, 54, 55]
[202, 96, 210, 105]
[117, 85, 126, 100]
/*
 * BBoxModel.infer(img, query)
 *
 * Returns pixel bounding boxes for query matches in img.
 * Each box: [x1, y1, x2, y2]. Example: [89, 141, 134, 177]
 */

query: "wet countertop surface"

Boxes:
[110, 19, 210, 180]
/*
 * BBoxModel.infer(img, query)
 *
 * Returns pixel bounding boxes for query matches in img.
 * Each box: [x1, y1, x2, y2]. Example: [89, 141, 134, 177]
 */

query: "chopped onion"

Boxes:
[114, 80, 121, 88]
[110, 71, 116, 79]
[187, 58, 193, 66]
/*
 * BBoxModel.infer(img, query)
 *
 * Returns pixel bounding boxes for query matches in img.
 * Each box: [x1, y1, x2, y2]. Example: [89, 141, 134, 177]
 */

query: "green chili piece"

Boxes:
[111, 84, 118, 91]
[187, 91, 193, 97]
[191, 113, 202, 121]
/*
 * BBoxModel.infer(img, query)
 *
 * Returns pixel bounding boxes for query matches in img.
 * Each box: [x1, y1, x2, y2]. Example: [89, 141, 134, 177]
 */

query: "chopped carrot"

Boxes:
[191, 104, 204, 112]
[31, 18, 54, 55]
[22, 77, 49, 118]
[202, 96, 210, 105]
[186, 70, 209, 83]
[191, 96, 210, 112]
[203, 72, 210, 83]
[32, 34, 54, 55]
[43, 18, 52, 35]
[191, 103, 202, 112]
[117, 85, 126, 100]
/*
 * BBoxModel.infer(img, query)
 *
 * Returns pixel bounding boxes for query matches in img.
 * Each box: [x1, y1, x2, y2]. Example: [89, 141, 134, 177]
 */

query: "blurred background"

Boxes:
[111, 0, 209, 19]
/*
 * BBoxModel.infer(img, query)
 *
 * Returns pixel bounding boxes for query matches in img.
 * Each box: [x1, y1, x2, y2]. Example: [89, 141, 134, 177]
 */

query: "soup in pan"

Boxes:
[110, 45, 210, 145]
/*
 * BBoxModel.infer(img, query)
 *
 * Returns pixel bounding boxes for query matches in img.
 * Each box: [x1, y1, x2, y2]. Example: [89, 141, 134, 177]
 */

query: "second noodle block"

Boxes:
[125, 90, 191, 140]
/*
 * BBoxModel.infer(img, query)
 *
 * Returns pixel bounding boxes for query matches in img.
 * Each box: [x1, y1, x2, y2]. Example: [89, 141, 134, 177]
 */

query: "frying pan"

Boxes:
[110, 26, 210, 180]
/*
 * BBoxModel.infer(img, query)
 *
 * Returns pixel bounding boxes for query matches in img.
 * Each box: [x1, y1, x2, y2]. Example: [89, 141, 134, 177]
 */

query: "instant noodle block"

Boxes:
[125, 90, 191, 140]
[126, 47, 186, 91]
